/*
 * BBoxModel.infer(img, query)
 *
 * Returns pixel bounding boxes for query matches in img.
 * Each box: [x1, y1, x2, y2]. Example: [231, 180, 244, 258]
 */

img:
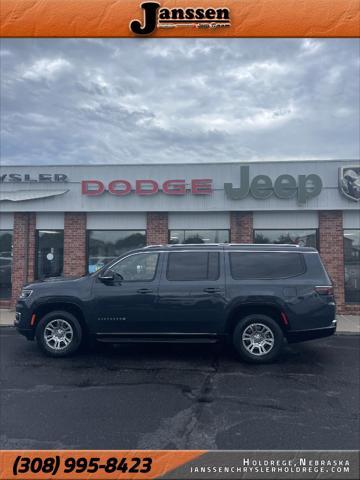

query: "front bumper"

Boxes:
[286, 320, 336, 343]
[15, 302, 35, 340]
[16, 327, 35, 340]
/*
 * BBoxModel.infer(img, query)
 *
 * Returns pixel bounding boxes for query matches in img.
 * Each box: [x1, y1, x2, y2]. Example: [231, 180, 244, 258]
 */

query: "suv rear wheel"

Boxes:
[233, 314, 284, 363]
[36, 311, 82, 357]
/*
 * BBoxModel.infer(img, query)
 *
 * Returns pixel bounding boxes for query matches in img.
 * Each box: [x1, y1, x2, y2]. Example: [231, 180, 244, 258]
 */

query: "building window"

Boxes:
[36, 230, 64, 279]
[169, 229, 229, 244]
[87, 230, 146, 273]
[0, 230, 13, 299]
[344, 229, 360, 303]
[254, 229, 317, 248]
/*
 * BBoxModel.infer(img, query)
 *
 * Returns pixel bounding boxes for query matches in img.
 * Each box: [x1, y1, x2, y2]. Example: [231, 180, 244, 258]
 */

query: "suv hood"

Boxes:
[24, 275, 87, 289]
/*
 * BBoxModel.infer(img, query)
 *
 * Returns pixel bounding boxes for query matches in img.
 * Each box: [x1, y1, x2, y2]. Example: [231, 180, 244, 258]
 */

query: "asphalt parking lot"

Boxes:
[0, 328, 359, 450]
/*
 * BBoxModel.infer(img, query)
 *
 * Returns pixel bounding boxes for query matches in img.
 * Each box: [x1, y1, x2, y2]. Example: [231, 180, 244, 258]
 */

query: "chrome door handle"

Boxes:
[137, 288, 153, 294]
[203, 287, 221, 293]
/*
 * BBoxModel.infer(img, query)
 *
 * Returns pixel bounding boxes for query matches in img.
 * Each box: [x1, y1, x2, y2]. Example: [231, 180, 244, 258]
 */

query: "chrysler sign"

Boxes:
[82, 166, 323, 204]
[0, 173, 68, 183]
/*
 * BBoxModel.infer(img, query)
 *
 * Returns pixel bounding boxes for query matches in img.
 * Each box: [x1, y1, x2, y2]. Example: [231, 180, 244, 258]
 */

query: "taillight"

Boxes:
[315, 286, 334, 296]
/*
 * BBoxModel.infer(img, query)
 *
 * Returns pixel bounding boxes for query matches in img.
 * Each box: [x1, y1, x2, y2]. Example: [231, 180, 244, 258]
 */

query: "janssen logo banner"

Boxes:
[130, 2, 231, 35]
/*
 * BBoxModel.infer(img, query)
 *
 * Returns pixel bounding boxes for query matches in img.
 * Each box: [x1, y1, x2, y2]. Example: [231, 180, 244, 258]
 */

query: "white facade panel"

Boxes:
[168, 212, 230, 229]
[0, 160, 359, 213]
[0, 212, 14, 229]
[36, 213, 64, 229]
[253, 211, 319, 229]
[343, 211, 360, 229]
[86, 212, 146, 230]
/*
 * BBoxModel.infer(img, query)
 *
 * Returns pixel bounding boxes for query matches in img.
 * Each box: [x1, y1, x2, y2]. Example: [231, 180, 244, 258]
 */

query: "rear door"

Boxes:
[156, 250, 226, 333]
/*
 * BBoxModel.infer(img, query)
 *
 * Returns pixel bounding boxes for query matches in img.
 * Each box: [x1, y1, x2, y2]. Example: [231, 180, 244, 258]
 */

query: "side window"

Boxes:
[229, 252, 305, 280]
[110, 253, 159, 281]
[166, 252, 219, 281]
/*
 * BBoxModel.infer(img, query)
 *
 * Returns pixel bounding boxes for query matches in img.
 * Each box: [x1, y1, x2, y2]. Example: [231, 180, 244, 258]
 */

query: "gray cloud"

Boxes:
[0, 38, 359, 165]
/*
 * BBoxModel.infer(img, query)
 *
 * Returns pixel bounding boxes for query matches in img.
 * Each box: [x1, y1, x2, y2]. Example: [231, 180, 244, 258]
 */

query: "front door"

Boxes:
[93, 251, 162, 334]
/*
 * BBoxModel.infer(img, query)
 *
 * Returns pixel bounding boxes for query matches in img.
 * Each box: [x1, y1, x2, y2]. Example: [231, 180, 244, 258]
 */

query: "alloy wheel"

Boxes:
[242, 322, 275, 356]
[44, 319, 74, 351]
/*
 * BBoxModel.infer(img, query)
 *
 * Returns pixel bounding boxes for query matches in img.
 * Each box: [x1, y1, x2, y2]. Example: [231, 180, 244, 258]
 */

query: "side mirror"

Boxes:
[98, 271, 115, 283]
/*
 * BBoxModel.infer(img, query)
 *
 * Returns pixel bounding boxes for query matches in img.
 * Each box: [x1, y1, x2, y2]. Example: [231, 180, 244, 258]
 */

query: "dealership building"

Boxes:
[0, 159, 359, 313]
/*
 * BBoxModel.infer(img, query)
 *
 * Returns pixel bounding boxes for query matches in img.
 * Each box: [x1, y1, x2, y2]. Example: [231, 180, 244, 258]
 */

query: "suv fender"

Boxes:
[32, 301, 89, 337]
[224, 302, 288, 335]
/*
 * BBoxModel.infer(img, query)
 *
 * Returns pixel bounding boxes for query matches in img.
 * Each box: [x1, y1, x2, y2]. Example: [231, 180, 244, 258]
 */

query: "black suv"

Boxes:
[15, 244, 336, 363]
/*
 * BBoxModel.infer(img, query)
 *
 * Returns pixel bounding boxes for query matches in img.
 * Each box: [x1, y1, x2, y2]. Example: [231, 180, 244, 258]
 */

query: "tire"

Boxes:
[36, 310, 82, 357]
[233, 314, 284, 364]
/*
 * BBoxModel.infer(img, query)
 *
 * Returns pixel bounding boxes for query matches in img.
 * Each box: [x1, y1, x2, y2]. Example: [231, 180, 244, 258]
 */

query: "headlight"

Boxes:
[19, 289, 33, 299]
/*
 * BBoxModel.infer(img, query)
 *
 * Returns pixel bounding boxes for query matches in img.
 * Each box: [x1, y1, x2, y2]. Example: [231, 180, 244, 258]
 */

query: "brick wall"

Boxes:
[318, 210, 359, 314]
[63, 212, 87, 277]
[146, 212, 168, 245]
[6, 208, 359, 315]
[230, 211, 253, 243]
[11, 212, 36, 306]
[27, 213, 36, 283]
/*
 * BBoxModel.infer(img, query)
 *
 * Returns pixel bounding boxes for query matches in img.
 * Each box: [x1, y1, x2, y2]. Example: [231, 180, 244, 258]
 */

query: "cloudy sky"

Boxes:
[0, 38, 359, 165]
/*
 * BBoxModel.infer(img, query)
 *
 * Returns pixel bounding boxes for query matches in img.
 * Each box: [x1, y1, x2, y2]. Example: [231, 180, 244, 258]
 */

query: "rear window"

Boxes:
[229, 252, 305, 280]
[167, 252, 219, 281]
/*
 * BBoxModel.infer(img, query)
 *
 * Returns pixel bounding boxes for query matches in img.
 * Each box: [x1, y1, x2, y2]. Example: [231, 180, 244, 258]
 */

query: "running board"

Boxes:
[96, 336, 219, 344]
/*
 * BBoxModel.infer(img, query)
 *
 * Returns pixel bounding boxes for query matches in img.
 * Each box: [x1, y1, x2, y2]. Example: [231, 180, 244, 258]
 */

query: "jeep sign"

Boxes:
[224, 166, 322, 204]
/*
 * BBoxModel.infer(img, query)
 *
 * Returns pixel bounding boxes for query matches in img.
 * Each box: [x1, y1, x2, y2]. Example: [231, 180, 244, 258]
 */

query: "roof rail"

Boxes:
[142, 243, 301, 249]
[168, 243, 223, 247]
[228, 243, 300, 247]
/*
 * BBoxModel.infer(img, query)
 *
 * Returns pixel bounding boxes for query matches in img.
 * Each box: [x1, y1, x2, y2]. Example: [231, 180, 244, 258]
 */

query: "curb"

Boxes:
[334, 331, 360, 336]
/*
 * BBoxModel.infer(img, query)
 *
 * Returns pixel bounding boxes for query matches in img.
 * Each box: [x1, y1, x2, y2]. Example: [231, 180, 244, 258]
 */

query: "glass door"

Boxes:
[37, 230, 64, 279]
[0, 230, 13, 299]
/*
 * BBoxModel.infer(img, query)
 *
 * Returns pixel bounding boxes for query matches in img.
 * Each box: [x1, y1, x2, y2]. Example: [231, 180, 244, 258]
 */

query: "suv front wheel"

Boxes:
[233, 314, 284, 363]
[36, 311, 82, 357]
